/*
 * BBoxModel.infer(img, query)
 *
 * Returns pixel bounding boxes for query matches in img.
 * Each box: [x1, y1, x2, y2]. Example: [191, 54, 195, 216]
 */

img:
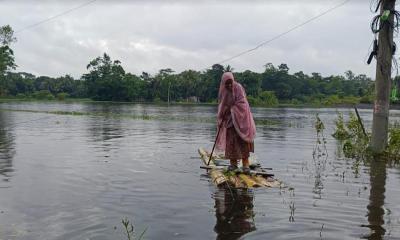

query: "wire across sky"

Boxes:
[213, 0, 351, 67]
[11, 0, 351, 71]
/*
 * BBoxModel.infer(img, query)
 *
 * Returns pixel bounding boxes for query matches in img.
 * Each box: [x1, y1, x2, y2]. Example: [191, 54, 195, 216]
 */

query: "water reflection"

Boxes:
[87, 118, 124, 142]
[0, 111, 15, 182]
[0, 102, 399, 239]
[364, 158, 387, 240]
[84, 105, 124, 134]
[85, 113, 125, 159]
[213, 188, 256, 240]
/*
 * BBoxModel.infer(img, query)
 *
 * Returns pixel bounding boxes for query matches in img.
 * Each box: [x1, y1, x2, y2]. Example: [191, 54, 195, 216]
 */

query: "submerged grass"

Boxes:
[0, 108, 280, 126]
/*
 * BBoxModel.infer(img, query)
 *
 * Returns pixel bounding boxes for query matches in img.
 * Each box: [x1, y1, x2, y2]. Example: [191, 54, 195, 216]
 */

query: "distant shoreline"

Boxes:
[1, 97, 400, 110]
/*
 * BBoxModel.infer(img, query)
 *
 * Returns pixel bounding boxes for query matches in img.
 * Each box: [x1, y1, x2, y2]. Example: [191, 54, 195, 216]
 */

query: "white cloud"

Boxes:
[0, 0, 379, 78]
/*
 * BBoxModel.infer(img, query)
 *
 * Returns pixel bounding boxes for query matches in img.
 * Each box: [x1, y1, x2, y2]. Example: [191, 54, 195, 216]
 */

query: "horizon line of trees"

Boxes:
[0, 53, 381, 105]
[2, 24, 400, 106]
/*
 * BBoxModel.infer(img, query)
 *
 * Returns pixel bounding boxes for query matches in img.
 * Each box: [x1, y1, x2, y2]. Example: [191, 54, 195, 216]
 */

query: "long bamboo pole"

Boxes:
[354, 107, 367, 138]
[207, 124, 222, 166]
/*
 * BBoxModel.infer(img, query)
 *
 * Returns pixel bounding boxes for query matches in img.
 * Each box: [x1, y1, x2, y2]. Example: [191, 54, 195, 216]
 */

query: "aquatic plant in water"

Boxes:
[121, 218, 147, 240]
[313, 114, 327, 158]
[312, 115, 328, 198]
[332, 112, 400, 164]
[332, 112, 350, 140]
[387, 123, 400, 162]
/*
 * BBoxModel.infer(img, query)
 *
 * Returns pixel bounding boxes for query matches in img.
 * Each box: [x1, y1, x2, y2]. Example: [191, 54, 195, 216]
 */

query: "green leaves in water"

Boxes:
[332, 113, 351, 140]
[387, 123, 400, 162]
[333, 112, 370, 161]
[313, 114, 327, 158]
[332, 112, 400, 163]
[314, 114, 325, 134]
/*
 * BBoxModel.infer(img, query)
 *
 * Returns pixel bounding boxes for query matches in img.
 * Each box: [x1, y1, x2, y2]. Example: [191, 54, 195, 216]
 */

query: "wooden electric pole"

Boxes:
[371, 0, 396, 153]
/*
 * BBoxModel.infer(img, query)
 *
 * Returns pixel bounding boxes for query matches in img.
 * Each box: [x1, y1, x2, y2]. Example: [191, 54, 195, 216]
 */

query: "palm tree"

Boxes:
[224, 65, 234, 72]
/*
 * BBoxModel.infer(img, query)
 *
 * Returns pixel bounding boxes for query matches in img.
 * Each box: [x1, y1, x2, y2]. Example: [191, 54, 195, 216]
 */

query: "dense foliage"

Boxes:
[0, 25, 17, 95]
[2, 25, 400, 106]
[1, 52, 381, 106]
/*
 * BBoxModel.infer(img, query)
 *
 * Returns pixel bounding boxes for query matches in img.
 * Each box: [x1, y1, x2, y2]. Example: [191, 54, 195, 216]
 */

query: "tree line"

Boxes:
[2, 24, 399, 106]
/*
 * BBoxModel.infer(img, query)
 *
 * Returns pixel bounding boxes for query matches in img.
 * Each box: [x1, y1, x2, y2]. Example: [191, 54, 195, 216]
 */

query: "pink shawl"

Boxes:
[216, 72, 256, 151]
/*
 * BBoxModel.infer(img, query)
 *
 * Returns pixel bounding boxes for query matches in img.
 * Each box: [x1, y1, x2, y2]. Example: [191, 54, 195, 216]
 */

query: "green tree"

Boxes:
[202, 64, 224, 102]
[140, 72, 155, 100]
[0, 25, 16, 74]
[261, 63, 296, 99]
[224, 65, 234, 72]
[344, 70, 355, 81]
[177, 70, 202, 100]
[5, 72, 35, 95]
[125, 73, 146, 101]
[0, 25, 17, 96]
[235, 70, 261, 97]
[83, 53, 126, 101]
[151, 68, 175, 102]
[35, 76, 54, 92]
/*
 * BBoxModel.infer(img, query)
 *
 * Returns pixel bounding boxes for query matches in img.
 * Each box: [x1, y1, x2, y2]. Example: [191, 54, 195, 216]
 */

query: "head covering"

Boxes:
[216, 72, 256, 151]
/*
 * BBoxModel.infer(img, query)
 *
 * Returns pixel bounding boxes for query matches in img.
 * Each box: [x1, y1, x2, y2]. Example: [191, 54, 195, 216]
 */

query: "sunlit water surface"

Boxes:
[0, 101, 399, 240]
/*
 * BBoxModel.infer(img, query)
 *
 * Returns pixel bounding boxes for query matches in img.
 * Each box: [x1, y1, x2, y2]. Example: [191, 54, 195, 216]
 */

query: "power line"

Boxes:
[10, 0, 351, 72]
[15, 0, 98, 34]
[211, 0, 351, 68]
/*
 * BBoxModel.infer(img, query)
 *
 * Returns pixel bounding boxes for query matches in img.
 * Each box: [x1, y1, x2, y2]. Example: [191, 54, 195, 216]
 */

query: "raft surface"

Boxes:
[198, 147, 281, 188]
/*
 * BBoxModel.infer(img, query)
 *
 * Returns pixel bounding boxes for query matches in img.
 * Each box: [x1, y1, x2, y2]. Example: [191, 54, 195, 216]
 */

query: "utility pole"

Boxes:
[371, 0, 396, 153]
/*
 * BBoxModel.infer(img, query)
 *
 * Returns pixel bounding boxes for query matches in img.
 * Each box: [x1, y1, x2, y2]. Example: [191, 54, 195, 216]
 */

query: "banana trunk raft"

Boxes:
[198, 148, 282, 188]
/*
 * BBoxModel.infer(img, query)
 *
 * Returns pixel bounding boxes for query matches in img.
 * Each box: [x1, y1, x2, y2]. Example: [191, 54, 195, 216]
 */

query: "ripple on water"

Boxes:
[0, 103, 399, 239]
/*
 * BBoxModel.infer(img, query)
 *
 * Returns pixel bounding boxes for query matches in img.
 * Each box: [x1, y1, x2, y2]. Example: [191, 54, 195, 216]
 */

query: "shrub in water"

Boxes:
[332, 112, 400, 163]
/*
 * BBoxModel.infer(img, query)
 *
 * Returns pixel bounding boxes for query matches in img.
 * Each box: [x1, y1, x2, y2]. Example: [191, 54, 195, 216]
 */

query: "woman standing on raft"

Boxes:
[216, 72, 256, 174]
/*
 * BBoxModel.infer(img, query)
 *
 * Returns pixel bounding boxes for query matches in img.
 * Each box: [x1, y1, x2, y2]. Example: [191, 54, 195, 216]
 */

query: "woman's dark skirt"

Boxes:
[225, 127, 254, 160]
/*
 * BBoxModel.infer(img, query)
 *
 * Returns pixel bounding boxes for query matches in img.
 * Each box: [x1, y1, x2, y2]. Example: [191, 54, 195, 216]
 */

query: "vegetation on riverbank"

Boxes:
[1, 56, 380, 107]
[0, 95, 370, 109]
[332, 112, 400, 163]
[3, 25, 400, 108]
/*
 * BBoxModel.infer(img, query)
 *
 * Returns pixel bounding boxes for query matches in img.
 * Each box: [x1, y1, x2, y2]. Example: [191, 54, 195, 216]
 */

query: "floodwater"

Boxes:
[0, 101, 399, 240]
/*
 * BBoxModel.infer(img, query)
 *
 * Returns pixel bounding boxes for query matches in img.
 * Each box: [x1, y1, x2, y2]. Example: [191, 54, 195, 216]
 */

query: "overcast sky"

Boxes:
[0, 0, 383, 78]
